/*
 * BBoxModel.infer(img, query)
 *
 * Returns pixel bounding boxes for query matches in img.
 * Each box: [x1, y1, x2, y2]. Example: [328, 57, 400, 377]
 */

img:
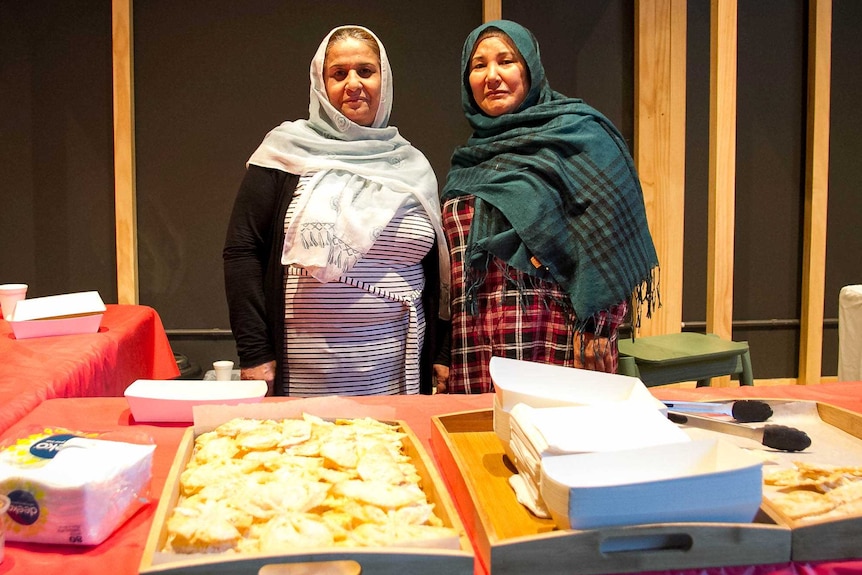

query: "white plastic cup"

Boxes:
[0, 284, 28, 320]
[213, 360, 234, 381]
[0, 493, 9, 564]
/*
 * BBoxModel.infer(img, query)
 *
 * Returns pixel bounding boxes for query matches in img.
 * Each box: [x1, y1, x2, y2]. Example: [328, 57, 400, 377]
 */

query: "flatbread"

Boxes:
[765, 461, 862, 522]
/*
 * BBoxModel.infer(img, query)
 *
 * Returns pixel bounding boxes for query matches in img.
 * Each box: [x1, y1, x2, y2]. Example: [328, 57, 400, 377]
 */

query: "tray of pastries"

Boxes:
[755, 400, 862, 561]
[139, 405, 473, 575]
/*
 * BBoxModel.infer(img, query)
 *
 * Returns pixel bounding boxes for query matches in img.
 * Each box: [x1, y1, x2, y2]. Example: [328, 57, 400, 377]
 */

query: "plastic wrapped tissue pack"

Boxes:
[0, 427, 155, 545]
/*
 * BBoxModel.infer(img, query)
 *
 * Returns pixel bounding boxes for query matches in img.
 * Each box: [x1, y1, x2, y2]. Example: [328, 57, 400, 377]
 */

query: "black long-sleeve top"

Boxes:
[223, 165, 442, 395]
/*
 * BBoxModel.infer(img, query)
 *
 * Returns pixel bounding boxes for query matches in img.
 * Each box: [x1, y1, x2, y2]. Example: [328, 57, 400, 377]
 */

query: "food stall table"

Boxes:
[2, 385, 862, 575]
[0, 304, 179, 435]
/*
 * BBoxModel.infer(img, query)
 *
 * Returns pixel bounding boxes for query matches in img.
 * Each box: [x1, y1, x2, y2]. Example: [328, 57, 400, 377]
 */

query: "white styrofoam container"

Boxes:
[124, 379, 268, 423]
[10, 314, 104, 339]
[8, 291, 106, 339]
[540, 438, 764, 530]
[509, 402, 690, 456]
[490, 356, 666, 411]
[489, 357, 668, 452]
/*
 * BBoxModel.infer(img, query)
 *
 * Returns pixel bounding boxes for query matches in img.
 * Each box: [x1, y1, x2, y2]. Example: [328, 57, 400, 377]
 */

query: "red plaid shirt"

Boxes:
[443, 195, 628, 394]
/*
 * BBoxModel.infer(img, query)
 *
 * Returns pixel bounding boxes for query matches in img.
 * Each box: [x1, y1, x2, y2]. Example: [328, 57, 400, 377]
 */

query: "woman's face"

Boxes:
[323, 37, 381, 127]
[468, 35, 529, 117]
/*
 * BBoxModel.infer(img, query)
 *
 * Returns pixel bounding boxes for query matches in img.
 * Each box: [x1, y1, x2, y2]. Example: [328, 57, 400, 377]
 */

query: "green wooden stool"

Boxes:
[617, 332, 753, 387]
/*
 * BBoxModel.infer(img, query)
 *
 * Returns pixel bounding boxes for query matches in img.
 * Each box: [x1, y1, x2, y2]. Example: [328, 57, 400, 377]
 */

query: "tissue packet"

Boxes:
[0, 427, 155, 545]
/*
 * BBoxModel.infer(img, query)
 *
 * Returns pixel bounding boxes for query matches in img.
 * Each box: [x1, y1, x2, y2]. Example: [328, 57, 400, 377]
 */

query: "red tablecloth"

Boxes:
[0, 304, 179, 436]
[2, 385, 862, 575]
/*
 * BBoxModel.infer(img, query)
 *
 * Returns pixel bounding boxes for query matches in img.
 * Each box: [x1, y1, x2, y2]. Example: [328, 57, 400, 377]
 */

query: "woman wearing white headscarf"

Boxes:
[224, 25, 449, 397]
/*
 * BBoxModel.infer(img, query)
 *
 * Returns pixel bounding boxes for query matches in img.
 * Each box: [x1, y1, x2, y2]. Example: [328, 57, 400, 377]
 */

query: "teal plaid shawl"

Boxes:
[442, 20, 659, 329]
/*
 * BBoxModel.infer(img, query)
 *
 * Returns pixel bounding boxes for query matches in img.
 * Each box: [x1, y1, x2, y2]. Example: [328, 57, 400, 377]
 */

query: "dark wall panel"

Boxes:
[0, 0, 116, 301]
[686, 0, 809, 378]
[827, 0, 862, 374]
[683, 0, 710, 325]
[734, 0, 806, 378]
[503, 0, 635, 145]
[133, 1, 479, 340]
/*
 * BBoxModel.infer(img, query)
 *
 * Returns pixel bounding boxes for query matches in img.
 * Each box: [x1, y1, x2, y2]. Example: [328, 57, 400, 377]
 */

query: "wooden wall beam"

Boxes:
[634, 0, 687, 337]
[483, 0, 502, 22]
[798, 0, 832, 385]
[706, 0, 737, 342]
[112, 0, 138, 304]
[706, 0, 737, 386]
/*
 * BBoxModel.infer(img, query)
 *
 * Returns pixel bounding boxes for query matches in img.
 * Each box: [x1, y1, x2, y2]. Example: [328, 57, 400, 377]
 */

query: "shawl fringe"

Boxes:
[298, 223, 361, 272]
[629, 266, 661, 340]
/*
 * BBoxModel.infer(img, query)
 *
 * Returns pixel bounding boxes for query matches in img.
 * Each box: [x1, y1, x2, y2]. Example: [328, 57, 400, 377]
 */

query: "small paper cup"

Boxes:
[213, 360, 234, 381]
[0, 283, 28, 320]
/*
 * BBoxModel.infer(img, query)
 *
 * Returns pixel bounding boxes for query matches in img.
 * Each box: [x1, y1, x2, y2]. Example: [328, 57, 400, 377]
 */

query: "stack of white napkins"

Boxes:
[507, 402, 691, 518]
[0, 433, 155, 544]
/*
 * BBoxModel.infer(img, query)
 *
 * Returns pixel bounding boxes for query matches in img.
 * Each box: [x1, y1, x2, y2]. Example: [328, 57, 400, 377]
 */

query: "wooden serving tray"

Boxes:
[430, 409, 792, 575]
[139, 419, 474, 575]
[757, 401, 862, 562]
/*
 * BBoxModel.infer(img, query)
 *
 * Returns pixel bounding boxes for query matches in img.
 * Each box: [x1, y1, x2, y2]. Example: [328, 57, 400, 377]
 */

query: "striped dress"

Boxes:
[443, 194, 628, 394]
[281, 176, 435, 396]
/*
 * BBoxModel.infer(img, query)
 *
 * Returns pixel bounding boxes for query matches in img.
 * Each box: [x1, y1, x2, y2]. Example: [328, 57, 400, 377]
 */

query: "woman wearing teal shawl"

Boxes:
[434, 20, 659, 394]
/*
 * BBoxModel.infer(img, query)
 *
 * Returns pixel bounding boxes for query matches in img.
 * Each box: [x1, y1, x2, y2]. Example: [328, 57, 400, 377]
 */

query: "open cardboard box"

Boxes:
[8, 291, 105, 339]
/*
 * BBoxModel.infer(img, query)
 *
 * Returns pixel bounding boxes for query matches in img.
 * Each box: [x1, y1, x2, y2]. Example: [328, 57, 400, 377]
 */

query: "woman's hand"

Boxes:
[433, 363, 450, 394]
[241, 360, 276, 396]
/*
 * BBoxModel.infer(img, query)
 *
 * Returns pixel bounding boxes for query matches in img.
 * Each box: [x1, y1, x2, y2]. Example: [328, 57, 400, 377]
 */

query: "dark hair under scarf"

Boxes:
[442, 19, 659, 331]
